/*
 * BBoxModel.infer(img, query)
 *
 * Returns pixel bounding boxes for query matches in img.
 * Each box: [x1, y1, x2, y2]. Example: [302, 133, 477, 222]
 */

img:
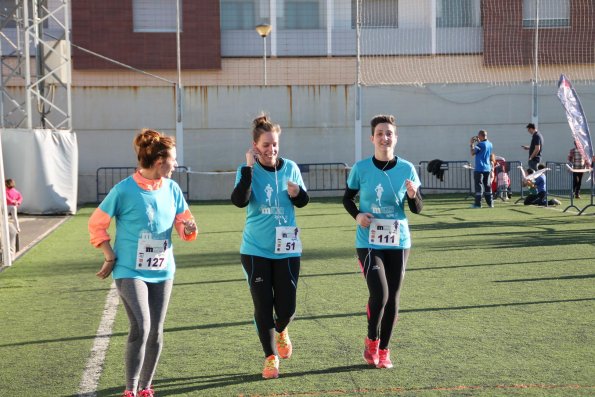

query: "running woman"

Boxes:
[89, 128, 197, 397]
[343, 114, 423, 369]
[231, 114, 309, 379]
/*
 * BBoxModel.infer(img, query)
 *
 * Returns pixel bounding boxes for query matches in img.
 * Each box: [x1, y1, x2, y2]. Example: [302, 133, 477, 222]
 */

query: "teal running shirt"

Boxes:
[347, 156, 420, 249]
[235, 158, 306, 259]
[99, 176, 188, 282]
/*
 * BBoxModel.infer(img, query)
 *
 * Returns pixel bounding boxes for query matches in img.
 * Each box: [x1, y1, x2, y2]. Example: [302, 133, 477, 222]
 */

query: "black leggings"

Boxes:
[241, 254, 300, 357]
[357, 248, 409, 350]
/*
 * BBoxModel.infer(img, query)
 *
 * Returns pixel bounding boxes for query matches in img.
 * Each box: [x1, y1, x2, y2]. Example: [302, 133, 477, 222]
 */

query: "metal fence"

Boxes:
[298, 162, 349, 192]
[418, 160, 473, 196]
[96, 166, 190, 203]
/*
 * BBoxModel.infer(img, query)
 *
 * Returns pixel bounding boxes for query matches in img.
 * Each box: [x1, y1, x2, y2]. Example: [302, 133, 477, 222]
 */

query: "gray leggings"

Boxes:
[115, 278, 173, 392]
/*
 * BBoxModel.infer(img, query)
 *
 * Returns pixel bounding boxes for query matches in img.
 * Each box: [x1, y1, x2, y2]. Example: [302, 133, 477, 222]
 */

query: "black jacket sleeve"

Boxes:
[290, 186, 310, 208]
[407, 189, 423, 214]
[342, 187, 360, 220]
[230, 167, 252, 208]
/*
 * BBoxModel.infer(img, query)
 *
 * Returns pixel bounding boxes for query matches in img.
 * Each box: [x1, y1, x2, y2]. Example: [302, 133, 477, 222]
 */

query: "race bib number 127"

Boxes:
[136, 237, 170, 270]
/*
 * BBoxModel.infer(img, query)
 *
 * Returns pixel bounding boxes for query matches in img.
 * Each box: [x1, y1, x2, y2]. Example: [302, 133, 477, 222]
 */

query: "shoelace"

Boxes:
[264, 357, 278, 370]
[277, 331, 288, 348]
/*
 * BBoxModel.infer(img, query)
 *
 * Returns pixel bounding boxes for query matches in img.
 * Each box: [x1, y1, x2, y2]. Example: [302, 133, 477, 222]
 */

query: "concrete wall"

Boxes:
[71, 82, 595, 203]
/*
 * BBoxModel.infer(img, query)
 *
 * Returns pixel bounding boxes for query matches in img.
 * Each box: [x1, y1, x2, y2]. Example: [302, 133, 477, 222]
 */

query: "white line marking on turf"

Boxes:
[78, 282, 120, 397]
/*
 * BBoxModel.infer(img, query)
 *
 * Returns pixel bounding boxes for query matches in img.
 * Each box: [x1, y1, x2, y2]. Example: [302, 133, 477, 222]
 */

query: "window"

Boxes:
[283, 1, 320, 29]
[221, 0, 256, 30]
[437, 0, 480, 28]
[351, 0, 398, 28]
[523, 0, 569, 28]
[133, 0, 181, 32]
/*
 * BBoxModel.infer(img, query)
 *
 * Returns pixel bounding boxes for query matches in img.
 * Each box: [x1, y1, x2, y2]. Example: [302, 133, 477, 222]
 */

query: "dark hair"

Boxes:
[133, 128, 176, 169]
[478, 129, 487, 138]
[537, 163, 545, 170]
[252, 114, 281, 142]
[5, 179, 15, 188]
[526, 123, 536, 129]
[370, 114, 396, 135]
[526, 168, 535, 175]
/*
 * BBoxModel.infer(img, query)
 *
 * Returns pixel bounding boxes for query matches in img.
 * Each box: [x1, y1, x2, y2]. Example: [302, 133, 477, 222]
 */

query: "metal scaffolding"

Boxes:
[0, 0, 71, 130]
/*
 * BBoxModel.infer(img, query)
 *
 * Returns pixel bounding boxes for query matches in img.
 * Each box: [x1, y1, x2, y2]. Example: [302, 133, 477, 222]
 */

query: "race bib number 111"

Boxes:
[369, 219, 400, 246]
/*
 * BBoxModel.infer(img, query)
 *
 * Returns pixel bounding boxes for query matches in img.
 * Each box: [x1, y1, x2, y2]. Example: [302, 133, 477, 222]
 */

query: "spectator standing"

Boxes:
[522, 123, 543, 171]
[5, 178, 23, 232]
[568, 142, 586, 199]
[470, 130, 493, 208]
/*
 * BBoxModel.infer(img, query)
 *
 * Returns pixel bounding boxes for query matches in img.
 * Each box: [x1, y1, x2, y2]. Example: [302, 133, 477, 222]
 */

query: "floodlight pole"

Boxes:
[531, 0, 540, 126]
[255, 24, 272, 86]
[263, 36, 267, 85]
[175, 0, 184, 166]
[354, 0, 362, 162]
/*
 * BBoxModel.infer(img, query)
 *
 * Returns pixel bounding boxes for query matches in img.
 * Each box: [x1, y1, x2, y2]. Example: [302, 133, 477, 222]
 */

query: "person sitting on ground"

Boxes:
[5, 178, 22, 232]
[523, 165, 561, 206]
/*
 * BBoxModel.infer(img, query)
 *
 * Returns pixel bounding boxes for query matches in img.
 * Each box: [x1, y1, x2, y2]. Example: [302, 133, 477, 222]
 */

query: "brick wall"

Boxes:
[71, 0, 221, 70]
[483, 0, 595, 66]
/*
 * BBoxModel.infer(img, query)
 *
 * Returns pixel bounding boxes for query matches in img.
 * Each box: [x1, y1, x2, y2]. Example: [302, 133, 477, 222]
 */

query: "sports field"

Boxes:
[0, 196, 593, 397]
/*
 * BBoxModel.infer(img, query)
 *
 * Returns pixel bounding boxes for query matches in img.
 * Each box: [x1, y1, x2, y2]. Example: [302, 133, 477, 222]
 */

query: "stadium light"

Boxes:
[255, 24, 272, 86]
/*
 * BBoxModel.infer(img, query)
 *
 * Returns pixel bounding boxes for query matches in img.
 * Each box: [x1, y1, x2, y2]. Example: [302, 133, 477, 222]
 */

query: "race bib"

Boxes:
[136, 235, 170, 270]
[369, 219, 400, 246]
[275, 226, 302, 254]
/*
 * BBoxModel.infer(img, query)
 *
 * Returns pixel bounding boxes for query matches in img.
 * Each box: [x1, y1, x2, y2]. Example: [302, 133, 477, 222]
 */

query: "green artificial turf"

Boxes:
[0, 196, 593, 396]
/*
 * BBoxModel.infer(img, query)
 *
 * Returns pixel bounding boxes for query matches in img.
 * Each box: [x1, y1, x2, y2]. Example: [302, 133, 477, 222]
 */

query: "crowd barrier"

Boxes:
[96, 166, 190, 202]
[298, 162, 349, 192]
[418, 160, 473, 196]
[578, 173, 595, 215]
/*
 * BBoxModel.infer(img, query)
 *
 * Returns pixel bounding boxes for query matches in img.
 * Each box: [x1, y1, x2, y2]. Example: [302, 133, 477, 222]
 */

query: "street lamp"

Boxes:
[255, 24, 272, 86]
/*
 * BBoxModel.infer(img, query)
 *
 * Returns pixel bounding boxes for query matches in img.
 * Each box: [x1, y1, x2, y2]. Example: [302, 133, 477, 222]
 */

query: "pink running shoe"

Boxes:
[138, 387, 154, 397]
[276, 328, 293, 359]
[262, 354, 279, 379]
[363, 337, 380, 365]
[376, 348, 394, 369]
[122, 391, 135, 397]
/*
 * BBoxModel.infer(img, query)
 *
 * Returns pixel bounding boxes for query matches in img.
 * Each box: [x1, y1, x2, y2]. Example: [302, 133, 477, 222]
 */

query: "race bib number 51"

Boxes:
[369, 219, 400, 246]
[275, 226, 302, 254]
[136, 237, 170, 270]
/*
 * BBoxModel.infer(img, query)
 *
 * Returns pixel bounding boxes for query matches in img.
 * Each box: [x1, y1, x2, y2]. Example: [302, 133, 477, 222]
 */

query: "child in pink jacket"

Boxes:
[5, 179, 22, 232]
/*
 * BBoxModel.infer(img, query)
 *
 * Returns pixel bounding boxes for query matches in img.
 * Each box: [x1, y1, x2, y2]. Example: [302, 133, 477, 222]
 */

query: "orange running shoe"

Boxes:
[376, 348, 394, 369]
[121, 391, 135, 397]
[276, 328, 293, 359]
[363, 337, 380, 365]
[262, 354, 279, 379]
[138, 387, 154, 397]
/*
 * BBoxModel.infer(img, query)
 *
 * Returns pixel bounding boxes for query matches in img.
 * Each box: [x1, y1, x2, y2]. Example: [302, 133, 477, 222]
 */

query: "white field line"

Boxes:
[78, 282, 120, 397]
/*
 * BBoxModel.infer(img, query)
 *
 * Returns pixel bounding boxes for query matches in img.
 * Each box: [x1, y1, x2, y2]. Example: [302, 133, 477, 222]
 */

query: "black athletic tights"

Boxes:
[357, 248, 409, 350]
[241, 254, 300, 357]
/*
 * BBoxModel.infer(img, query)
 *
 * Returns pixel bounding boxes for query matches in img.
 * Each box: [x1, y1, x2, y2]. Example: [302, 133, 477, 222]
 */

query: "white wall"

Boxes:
[72, 82, 595, 203]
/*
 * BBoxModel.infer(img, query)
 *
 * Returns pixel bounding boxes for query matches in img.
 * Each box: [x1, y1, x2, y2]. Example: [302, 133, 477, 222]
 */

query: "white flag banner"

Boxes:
[557, 74, 593, 167]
